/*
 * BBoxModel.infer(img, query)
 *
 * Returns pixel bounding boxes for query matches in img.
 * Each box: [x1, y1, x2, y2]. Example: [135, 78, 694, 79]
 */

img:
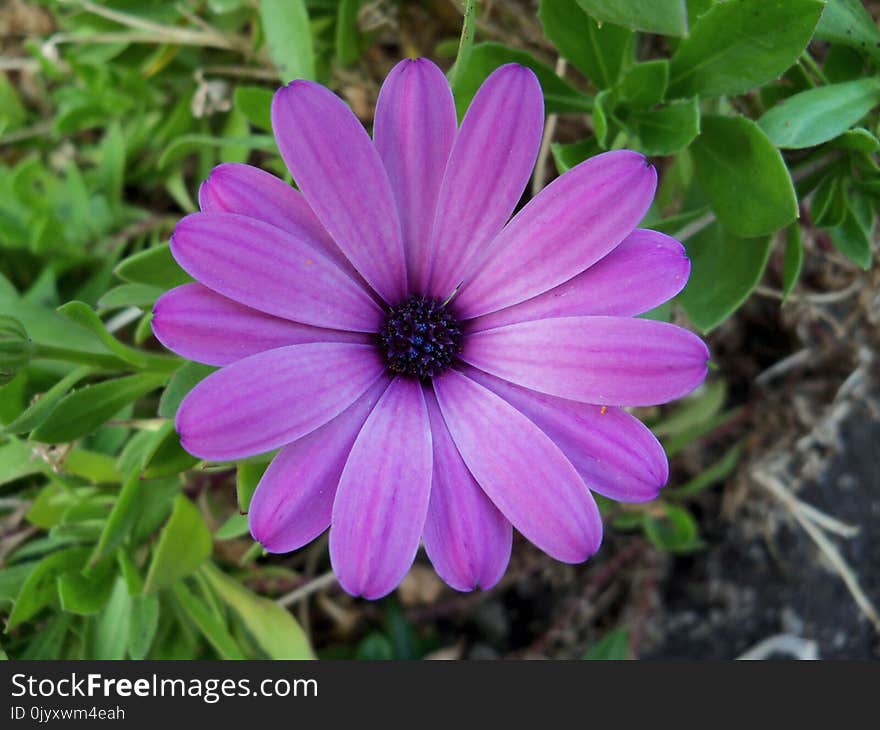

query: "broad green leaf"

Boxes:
[201, 563, 312, 659]
[644, 504, 701, 552]
[173, 580, 246, 660]
[128, 594, 160, 660]
[452, 42, 593, 118]
[679, 221, 773, 332]
[260, 0, 315, 82]
[31, 372, 166, 444]
[618, 60, 668, 107]
[758, 79, 880, 149]
[575, 0, 688, 37]
[628, 98, 700, 156]
[669, 0, 824, 98]
[233, 86, 274, 131]
[215, 512, 250, 540]
[93, 577, 131, 659]
[144, 495, 212, 594]
[815, 0, 880, 64]
[782, 224, 804, 302]
[691, 115, 798, 237]
[142, 421, 200, 478]
[3, 367, 92, 436]
[115, 243, 192, 289]
[584, 627, 630, 660]
[158, 361, 216, 418]
[98, 284, 165, 310]
[539, 0, 633, 88]
[7, 547, 91, 629]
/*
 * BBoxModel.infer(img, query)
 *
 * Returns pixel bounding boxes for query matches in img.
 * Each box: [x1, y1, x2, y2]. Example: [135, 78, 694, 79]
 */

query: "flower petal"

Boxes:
[176, 343, 384, 461]
[374, 58, 457, 293]
[454, 151, 658, 319]
[248, 378, 389, 554]
[425, 64, 544, 299]
[272, 80, 407, 303]
[464, 367, 668, 503]
[330, 378, 433, 600]
[198, 162, 343, 264]
[152, 283, 370, 366]
[462, 316, 709, 406]
[433, 369, 602, 563]
[170, 212, 383, 332]
[468, 229, 690, 332]
[422, 388, 511, 591]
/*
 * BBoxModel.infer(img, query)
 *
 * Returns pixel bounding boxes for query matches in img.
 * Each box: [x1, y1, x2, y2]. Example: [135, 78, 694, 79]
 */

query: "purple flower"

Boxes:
[152, 59, 708, 599]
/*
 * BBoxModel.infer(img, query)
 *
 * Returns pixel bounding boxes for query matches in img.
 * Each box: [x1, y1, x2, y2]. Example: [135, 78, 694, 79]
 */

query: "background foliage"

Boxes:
[0, 0, 877, 660]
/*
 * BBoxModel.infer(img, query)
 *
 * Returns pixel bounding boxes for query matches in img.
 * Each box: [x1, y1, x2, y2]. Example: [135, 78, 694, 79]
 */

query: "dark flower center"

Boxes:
[378, 295, 463, 380]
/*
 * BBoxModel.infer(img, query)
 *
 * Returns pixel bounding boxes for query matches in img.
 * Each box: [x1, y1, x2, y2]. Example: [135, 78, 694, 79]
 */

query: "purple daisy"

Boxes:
[152, 59, 708, 599]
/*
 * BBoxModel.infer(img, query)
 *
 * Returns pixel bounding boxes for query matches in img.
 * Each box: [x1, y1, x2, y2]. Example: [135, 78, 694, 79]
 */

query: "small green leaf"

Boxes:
[173, 580, 246, 660]
[57, 559, 116, 615]
[782, 225, 804, 303]
[144, 495, 212, 594]
[628, 97, 700, 156]
[828, 201, 874, 270]
[260, 0, 315, 82]
[667, 443, 741, 498]
[201, 563, 312, 659]
[811, 174, 847, 228]
[93, 577, 131, 659]
[115, 243, 192, 289]
[236, 460, 269, 513]
[3, 367, 92, 435]
[452, 42, 593, 118]
[593, 89, 613, 148]
[98, 284, 165, 310]
[158, 134, 275, 169]
[128, 594, 160, 660]
[618, 60, 668, 107]
[158, 361, 216, 419]
[31, 372, 167, 444]
[669, 0, 824, 98]
[141, 421, 200, 478]
[551, 138, 601, 174]
[575, 0, 688, 37]
[815, 0, 880, 64]
[679, 221, 773, 332]
[652, 380, 726, 438]
[336, 0, 362, 66]
[539, 0, 633, 89]
[584, 627, 630, 660]
[7, 547, 91, 629]
[691, 115, 798, 237]
[758, 79, 880, 150]
[644, 504, 701, 552]
[233, 86, 274, 131]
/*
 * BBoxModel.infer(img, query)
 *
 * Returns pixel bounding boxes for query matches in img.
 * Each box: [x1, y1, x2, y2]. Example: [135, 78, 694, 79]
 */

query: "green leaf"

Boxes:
[336, 0, 362, 66]
[236, 460, 268, 513]
[584, 627, 630, 660]
[128, 594, 160, 660]
[144, 495, 212, 594]
[618, 60, 669, 107]
[57, 559, 116, 615]
[201, 563, 312, 659]
[158, 134, 275, 169]
[815, 0, 880, 64]
[811, 173, 847, 228]
[551, 138, 601, 173]
[7, 547, 91, 629]
[158, 361, 216, 419]
[539, 0, 633, 89]
[98, 284, 165, 310]
[98, 123, 125, 213]
[260, 0, 315, 82]
[652, 380, 726, 438]
[667, 443, 741, 498]
[593, 89, 613, 148]
[828, 203, 873, 270]
[215, 512, 250, 540]
[93, 577, 131, 659]
[31, 372, 167, 444]
[0, 438, 42, 486]
[452, 42, 593, 118]
[233, 86, 274, 131]
[679, 221, 773, 332]
[448, 0, 477, 89]
[691, 115, 798, 237]
[57, 301, 178, 372]
[173, 580, 246, 660]
[668, 0, 824, 98]
[644, 504, 701, 552]
[141, 421, 200, 478]
[758, 79, 880, 150]
[782, 224, 804, 303]
[115, 243, 192, 289]
[628, 97, 700, 156]
[575, 0, 688, 37]
[4, 367, 91, 436]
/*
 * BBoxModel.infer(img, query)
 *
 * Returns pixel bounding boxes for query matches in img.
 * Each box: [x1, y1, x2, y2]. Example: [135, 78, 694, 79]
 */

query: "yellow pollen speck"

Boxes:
[600, 406, 607, 415]
[305, 259, 313, 265]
